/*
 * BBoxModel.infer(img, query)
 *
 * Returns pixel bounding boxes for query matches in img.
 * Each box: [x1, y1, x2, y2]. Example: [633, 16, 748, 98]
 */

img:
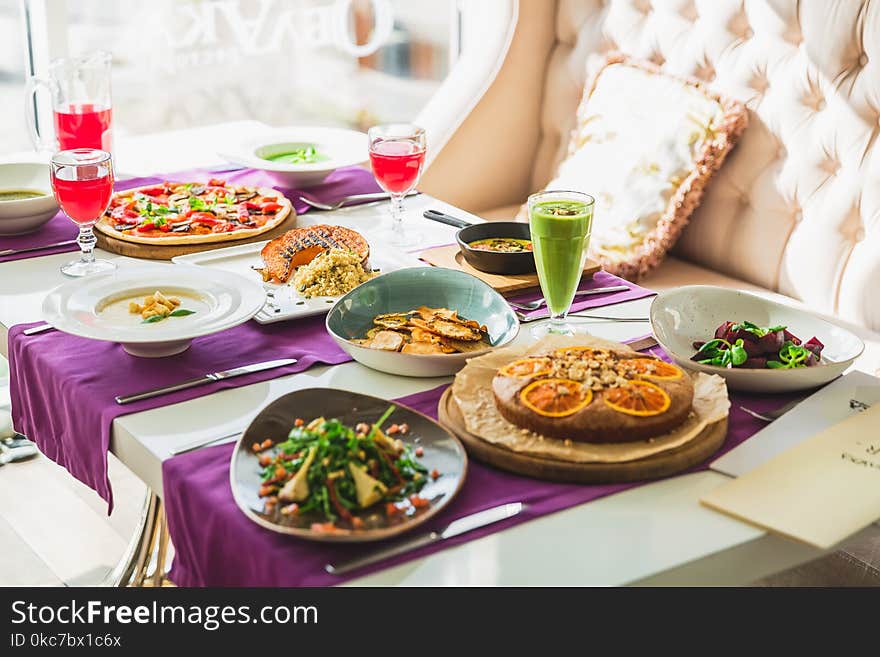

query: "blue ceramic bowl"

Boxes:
[326, 267, 520, 377]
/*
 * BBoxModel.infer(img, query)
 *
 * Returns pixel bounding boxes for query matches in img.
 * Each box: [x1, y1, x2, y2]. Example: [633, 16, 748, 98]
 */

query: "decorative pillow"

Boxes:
[525, 54, 748, 281]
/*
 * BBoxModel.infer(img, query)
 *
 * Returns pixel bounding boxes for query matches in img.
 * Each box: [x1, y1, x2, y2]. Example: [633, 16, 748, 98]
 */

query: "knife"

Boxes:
[325, 502, 525, 576]
[114, 358, 297, 405]
[0, 240, 78, 257]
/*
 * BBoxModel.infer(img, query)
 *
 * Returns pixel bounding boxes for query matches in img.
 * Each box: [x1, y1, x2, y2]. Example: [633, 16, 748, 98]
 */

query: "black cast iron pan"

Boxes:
[423, 209, 535, 275]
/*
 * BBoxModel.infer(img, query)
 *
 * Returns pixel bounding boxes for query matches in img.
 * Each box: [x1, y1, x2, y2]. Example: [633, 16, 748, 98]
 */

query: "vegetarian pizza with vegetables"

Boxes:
[95, 179, 292, 245]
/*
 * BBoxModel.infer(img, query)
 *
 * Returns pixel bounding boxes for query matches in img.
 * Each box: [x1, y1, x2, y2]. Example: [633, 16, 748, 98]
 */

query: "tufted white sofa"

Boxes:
[419, 0, 880, 585]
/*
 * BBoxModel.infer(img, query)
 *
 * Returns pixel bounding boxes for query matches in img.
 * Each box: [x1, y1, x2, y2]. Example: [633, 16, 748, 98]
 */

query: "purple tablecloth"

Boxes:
[162, 345, 794, 587]
[0, 177, 165, 263]
[508, 270, 655, 317]
[0, 166, 379, 263]
[8, 318, 352, 512]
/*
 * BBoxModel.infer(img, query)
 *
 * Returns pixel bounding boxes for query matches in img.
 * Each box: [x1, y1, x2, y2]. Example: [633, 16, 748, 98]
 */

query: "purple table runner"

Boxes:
[8, 318, 352, 512]
[0, 166, 379, 263]
[508, 270, 655, 317]
[162, 347, 795, 587]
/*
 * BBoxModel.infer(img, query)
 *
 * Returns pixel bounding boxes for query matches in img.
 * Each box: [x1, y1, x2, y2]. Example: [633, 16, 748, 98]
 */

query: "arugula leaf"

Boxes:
[188, 196, 209, 211]
[142, 315, 165, 324]
[169, 309, 196, 317]
[730, 338, 748, 366]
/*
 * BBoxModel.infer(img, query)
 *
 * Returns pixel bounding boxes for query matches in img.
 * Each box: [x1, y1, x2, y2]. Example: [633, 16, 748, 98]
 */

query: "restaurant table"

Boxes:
[2, 121, 879, 586]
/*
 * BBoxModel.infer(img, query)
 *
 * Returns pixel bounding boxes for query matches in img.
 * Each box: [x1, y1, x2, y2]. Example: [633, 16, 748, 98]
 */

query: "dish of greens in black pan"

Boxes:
[692, 320, 824, 370]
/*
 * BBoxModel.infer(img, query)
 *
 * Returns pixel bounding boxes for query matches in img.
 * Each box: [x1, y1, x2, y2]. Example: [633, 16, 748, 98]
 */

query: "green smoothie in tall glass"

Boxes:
[528, 193, 594, 335]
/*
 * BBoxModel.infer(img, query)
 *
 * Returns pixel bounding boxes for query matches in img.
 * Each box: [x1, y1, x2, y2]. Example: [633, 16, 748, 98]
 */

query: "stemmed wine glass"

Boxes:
[49, 148, 116, 277]
[368, 124, 426, 247]
[527, 190, 595, 338]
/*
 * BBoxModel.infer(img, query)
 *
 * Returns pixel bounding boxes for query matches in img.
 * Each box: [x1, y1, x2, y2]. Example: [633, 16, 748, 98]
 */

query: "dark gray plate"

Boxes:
[230, 387, 467, 543]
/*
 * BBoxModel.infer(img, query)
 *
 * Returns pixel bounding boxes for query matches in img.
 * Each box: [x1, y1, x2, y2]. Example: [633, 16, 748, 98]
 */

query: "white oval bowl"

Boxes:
[650, 285, 864, 393]
[42, 264, 266, 358]
[218, 127, 368, 188]
[0, 162, 59, 235]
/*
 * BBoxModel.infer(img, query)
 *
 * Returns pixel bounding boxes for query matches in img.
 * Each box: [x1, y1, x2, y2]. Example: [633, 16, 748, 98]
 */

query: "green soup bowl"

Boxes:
[326, 267, 520, 377]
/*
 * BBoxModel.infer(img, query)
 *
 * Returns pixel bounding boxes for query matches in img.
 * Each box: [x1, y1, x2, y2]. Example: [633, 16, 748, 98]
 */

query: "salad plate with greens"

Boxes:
[230, 388, 467, 542]
[650, 285, 864, 393]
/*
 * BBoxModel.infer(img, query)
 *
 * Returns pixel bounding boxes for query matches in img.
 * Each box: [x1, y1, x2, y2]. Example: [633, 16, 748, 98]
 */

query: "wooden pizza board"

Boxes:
[419, 244, 601, 296]
[94, 212, 298, 260]
[437, 388, 728, 484]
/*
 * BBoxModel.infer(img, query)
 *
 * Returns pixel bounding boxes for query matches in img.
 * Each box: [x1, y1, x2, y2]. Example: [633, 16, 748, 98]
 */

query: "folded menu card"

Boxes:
[701, 404, 880, 549]
[712, 370, 880, 477]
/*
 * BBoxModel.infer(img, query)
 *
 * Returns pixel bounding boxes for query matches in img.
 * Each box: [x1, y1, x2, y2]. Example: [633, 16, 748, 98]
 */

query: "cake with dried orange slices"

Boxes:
[492, 346, 694, 443]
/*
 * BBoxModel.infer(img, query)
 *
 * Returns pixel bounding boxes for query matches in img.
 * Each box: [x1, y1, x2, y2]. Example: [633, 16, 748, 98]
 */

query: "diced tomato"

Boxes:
[409, 495, 429, 509]
[414, 446, 424, 457]
[207, 178, 226, 187]
[351, 517, 365, 529]
[294, 418, 304, 427]
[136, 223, 156, 233]
[139, 185, 167, 197]
[243, 201, 262, 210]
[187, 212, 221, 225]
[310, 522, 338, 533]
[260, 202, 282, 213]
[258, 454, 272, 467]
[430, 469, 440, 480]
[110, 206, 138, 223]
[385, 502, 403, 517]
[158, 223, 171, 233]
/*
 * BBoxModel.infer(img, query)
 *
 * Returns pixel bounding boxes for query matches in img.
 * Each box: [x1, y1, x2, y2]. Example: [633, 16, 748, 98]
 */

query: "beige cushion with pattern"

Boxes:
[529, 55, 746, 279]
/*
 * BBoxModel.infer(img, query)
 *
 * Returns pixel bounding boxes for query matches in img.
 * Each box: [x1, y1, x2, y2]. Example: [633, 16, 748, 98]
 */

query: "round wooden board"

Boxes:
[94, 212, 298, 260]
[437, 388, 728, 484]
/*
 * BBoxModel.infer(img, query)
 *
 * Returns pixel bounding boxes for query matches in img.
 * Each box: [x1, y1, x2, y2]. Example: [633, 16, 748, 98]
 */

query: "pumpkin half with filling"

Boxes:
[492, 346, 693, 443]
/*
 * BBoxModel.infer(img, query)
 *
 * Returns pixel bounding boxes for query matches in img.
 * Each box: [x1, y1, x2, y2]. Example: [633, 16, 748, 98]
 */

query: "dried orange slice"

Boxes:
[519, 378, 592, 417]
[499, 357, 552, 378]
[622, 358, 682, 380]
[603, 380, 671, 416]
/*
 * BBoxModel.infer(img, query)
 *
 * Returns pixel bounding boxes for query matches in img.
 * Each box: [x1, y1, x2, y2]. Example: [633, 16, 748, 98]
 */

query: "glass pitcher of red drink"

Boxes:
[26, 51, 113, 153]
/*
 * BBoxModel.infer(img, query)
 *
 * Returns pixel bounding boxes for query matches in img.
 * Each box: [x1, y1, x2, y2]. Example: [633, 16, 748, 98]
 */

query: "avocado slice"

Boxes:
[278, 446, 317, 502]
[348, 462, 388, 508]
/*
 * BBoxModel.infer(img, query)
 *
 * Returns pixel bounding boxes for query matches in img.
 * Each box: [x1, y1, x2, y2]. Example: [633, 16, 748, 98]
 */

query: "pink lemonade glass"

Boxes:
[27, 51, 113, 152]
[368, 124, 426, 247]
[50, 149, 116, 277]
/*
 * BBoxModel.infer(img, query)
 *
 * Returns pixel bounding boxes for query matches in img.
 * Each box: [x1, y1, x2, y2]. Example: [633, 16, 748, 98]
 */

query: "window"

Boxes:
[2, 0, 458, 152]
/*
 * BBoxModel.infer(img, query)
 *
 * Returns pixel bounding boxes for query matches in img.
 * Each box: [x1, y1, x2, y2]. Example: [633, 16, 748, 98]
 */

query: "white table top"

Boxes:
[0, 122, 846, 585]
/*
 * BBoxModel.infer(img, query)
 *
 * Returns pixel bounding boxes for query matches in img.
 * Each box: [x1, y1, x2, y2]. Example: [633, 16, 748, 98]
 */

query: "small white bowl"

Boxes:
[0, 162, 59, 235]
[219, 127, 368, 188]
[650, 285, 865, 393]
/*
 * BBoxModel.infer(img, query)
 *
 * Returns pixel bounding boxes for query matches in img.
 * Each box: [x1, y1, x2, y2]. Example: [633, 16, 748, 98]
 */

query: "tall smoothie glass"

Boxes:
[527, 190, 595, 338]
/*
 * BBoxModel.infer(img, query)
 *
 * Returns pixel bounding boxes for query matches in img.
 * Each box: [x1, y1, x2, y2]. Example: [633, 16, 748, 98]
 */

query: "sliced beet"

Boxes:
[714, 321, 734, 339]
[743, 357, 768, 369]
[693, 340, 706, 350]
[728, 328, 759, 343]
[783, 329, 801, 345]
[757, 330, 785, 354]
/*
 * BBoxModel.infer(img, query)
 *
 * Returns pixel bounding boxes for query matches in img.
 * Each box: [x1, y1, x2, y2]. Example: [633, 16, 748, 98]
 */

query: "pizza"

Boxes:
[95, 178, 292, 245]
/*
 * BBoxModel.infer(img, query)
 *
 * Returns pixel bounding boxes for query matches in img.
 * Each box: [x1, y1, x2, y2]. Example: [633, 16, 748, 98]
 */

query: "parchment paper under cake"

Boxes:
[451, 334, 730, 464]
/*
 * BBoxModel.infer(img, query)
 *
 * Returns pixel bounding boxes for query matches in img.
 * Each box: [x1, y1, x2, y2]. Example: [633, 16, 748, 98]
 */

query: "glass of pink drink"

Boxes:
[368, 124, 426, 247]
[50, 149, 116, 277]
[27, 51, 113, 152]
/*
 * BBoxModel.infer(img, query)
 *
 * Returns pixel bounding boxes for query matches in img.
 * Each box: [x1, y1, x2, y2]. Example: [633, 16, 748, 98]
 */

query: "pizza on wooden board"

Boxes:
[95, 178, 293, 245]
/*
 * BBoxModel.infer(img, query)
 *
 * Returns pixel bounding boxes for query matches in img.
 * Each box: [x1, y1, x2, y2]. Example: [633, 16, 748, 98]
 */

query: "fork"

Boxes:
[515, 310, 649, 323]
[299, 190, 418, 211]
[508, 285, 630, 311]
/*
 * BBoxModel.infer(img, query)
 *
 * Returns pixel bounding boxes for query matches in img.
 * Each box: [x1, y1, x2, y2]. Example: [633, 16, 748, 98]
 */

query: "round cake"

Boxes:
[492, 346, 694, 443]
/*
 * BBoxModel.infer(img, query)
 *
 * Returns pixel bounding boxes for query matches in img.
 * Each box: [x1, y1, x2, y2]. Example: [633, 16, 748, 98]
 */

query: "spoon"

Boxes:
[299, 190, 418, 212]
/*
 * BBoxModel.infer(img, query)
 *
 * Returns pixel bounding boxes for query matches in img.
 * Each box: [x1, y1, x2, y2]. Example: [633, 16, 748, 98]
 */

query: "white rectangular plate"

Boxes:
[172, 240, 424, 323]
